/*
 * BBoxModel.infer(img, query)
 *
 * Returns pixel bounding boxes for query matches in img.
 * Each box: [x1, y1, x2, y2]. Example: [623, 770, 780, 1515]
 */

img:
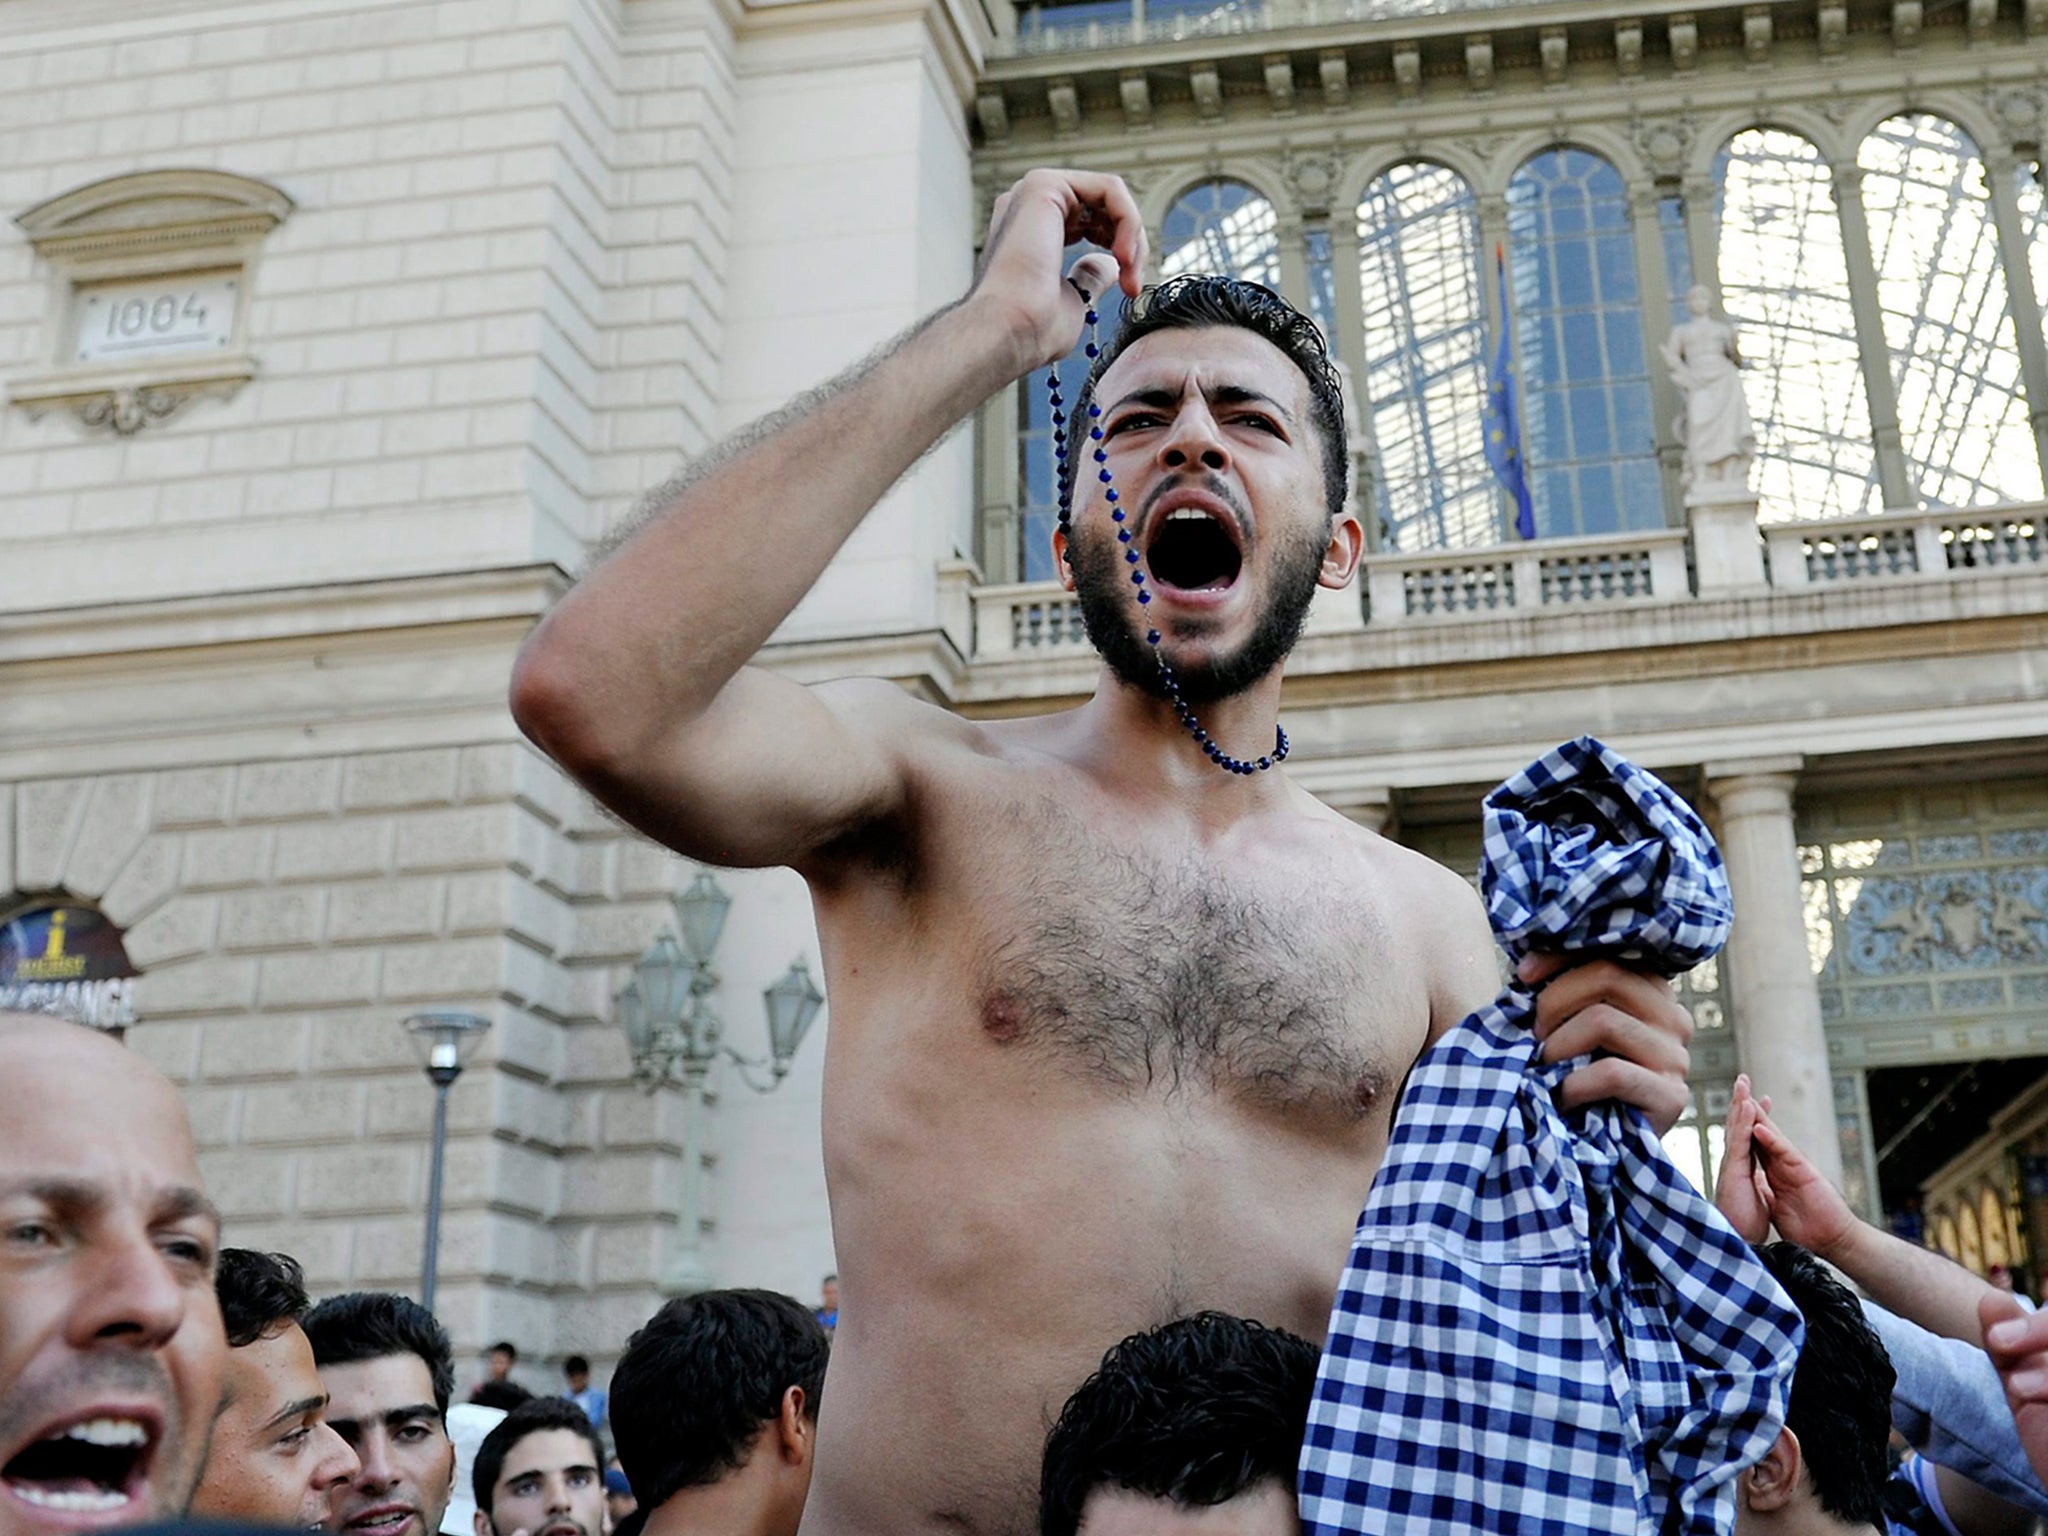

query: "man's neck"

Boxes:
[1079, 664, 1290, 806]
[641, 1468, 785, 1536]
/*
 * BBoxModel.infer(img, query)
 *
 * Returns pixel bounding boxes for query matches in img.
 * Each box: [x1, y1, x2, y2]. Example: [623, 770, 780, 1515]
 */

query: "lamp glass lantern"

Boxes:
[403, 1010, 492, 1086]
[673, 872, 732, 964]
[762, 960, 825, 1072]
[633, 933, 697, 1032]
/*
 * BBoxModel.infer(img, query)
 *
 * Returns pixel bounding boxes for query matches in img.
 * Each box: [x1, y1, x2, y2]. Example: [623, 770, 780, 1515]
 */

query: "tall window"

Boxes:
[1506, 148, 1662, 538]
[1355, 162, 1494, 549]
[1158, 178, 1282, 287]
[1716, 129, 1880, 521]
[2014, 158, 2048, 345]
[1014, 241, 1093, 582]
[1859, 114, 2045, 507]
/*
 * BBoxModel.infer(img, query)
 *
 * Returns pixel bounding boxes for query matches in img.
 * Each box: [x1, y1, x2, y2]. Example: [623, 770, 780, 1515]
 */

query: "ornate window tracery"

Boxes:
[1506, 148, 1663, 539]
[1714, 129, 1880, 522]
[1859, 114, 2045, 507]
[1158, 178, 1282, 287]
[1354, 161, 1494, 550]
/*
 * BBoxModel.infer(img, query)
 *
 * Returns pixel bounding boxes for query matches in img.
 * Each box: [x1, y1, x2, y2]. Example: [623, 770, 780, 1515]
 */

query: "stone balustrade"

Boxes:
[965, 499, 2048, 658]
[1764, 506, 2046, 586]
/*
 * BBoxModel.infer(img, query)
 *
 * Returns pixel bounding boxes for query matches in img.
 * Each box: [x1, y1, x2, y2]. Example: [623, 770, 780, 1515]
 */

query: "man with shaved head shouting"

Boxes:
[0, 1013, 228, 1536]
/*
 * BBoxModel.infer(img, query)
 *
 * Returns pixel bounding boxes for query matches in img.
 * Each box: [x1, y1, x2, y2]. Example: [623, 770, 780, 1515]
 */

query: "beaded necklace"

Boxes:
[1049, 299, 1289, 776]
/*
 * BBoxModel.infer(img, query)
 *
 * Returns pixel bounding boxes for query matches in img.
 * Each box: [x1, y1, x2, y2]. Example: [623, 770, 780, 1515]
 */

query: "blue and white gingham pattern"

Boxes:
[1300, 736, 1804, 1536]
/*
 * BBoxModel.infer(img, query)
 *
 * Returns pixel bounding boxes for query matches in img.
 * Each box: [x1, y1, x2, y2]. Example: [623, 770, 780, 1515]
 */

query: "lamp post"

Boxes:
[402, 1010, 492, 1316]
[613, 872, 825, 1294]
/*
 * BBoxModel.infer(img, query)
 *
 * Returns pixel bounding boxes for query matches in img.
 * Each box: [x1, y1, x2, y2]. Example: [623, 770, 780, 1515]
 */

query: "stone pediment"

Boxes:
[17, 168, 293, 265]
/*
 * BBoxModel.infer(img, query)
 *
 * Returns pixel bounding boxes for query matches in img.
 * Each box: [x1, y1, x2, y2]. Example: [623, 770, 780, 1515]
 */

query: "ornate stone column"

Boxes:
[1705, 758, 1844, 1190]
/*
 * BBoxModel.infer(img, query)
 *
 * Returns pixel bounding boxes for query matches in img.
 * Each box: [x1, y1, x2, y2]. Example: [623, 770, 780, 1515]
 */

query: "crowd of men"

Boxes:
[10, 1006, 2048, 1536]
[14, 164, 2048, 1536]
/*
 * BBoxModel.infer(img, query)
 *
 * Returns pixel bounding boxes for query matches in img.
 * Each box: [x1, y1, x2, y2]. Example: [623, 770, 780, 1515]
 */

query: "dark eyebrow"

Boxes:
[155, 1185, 223, 1229]
[261, 1395, 328, 1432]
[1103, 383, 1297, 426]
[383, 1404, 441, 1428]
[0, 1178, 221, 1231]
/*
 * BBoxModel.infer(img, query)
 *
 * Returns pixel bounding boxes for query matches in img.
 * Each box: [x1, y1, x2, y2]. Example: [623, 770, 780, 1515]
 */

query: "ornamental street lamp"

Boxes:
[402, 1010, 492, 1316]
[613, 872, 825, 1293]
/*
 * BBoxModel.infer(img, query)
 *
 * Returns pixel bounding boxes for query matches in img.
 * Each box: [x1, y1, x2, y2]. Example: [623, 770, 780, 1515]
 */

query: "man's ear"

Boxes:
[474, 1508, 494, 1536]
[776, 1386, 812, 1465]
[1744, 1427, 1801, 1513]
[1318, 511, 1365, 590]
[1053, 525, 1077, 591]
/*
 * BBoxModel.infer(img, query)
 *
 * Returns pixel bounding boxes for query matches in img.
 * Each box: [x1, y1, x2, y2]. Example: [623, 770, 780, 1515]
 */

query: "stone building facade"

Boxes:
[4, 0, 2048, 1377]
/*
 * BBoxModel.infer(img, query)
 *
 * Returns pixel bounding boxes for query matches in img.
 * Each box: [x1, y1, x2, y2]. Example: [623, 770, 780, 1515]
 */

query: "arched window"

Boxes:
[1506, 148, 1662, 538]
[1715, 129, 1880, 521]
[1355, 162, 1495, 549]
[1859, 114, 2044, 506]
[1158, 178, 1281, 286]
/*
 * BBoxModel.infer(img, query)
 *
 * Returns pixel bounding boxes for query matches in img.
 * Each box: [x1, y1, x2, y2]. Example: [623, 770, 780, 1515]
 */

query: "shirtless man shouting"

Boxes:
[510, 168, 1694, 1536]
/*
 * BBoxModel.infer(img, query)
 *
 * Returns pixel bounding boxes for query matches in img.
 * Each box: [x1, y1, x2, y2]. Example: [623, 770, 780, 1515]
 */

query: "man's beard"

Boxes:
[1068, 496, 1326, 707]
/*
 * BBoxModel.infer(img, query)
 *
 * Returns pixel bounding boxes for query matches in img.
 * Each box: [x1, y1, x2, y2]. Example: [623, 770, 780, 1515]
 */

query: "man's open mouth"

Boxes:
[1143, 504, 1243, 593]
[2, 1416, 155, 1517]
[346, 1502, 418, 1536]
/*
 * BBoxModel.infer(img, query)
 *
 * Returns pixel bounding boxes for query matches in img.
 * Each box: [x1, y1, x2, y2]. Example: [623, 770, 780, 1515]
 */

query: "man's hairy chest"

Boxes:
[957, 796, 1420, 1123]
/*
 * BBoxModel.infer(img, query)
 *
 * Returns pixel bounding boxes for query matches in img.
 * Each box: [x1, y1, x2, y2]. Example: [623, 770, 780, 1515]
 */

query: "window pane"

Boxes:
[1859, 114, 2045, 506]
[1715, 128, 1881, 521]
[1159, 178, 1281, 288]
[1354, 161, 1498, 550]
[1013, 242, 1094, 582]
[1507, 147, 1664, 538]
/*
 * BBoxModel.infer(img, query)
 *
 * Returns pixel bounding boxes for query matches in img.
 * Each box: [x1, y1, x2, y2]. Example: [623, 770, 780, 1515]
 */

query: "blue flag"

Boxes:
[1483, 247, 1538, 541]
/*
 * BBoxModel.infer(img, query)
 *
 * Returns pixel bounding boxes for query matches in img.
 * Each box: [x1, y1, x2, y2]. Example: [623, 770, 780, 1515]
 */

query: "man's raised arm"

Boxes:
[509, 170, 1146, 870]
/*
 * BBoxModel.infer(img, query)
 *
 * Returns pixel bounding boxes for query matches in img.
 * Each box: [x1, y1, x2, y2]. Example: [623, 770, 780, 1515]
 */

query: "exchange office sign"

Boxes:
[0, 902, 139, 1030]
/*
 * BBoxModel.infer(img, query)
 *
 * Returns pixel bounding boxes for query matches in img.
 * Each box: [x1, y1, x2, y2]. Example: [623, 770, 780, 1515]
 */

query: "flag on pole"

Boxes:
[1482, 246, 1538, 541]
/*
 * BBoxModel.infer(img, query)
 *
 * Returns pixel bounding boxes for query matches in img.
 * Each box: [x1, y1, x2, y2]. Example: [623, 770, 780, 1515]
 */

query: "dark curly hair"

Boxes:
[472, 1397, 604, 1514]
[1058, 275, 1349, 529]
[302, 1291, 455, 1417]
[216, 1249, 310, 1349]
[1756, 1242, 1893, 1528]
[610, 1289, 828, 1511]
[1039, 1312, 1317, 1536]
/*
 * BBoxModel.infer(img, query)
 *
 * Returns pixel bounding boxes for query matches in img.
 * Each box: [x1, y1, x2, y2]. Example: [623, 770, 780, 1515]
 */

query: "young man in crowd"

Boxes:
[1039, 1312, 1317, 1536]
[1718, 1079, 2048, 1520]
[304, 1293, 458, 1536]
[561, 1357, 606, 1433]
[470, 1399, 605, 1536]
[470, 1345, 518, 1406]
[511, 163, 1697, 1536]
[0, 1014, 228, 1536]
[609, 1290, 827, 1536]
[815, 1277, 838, 1337]
[190, 1248, 359, 1526]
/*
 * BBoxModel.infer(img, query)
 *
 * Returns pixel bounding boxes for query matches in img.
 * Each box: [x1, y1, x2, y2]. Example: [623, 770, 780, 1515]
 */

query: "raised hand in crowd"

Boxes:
[1716, 1074, 1995, 1347]
[1980, 1294, 2048, 1493]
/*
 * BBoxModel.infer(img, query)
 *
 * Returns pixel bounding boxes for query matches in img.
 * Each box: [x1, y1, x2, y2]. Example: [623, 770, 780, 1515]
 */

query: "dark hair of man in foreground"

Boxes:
[1748, 1242, 1894, 1532]
[610, 1288, 828, 1522]
[1039, 1312, 1318, 1536]
[303, 1293, 455, 1417]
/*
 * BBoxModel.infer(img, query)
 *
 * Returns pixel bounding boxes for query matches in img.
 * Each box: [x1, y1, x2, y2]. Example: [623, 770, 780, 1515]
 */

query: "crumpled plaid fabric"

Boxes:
[1299, 736, 1803, 1536]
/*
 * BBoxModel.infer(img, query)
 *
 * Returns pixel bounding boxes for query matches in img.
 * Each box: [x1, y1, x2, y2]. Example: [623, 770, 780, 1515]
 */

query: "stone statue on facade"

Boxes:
[1661, 284, 1756, 502]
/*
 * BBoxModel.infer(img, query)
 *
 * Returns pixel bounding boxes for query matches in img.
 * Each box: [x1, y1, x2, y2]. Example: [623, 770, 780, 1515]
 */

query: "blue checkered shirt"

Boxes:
[1300, 737, 1804, 1536]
